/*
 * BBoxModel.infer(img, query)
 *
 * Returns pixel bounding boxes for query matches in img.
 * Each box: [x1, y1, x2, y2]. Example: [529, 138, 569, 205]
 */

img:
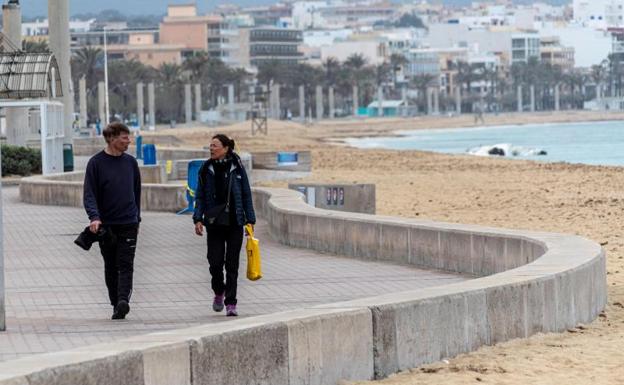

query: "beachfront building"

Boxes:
[540, 36, 575, 70]
[573, 0, 624, 29]
[292, 0, 397, 30]
[424, 24, 513, 62]
[21, 18, 95, 36]
[320, 38, 388, 65]
[160, 4, 243, 67]
[536, 23, 612, 67]
[405, 47, 469, 94]
[511, 33, 540, 64]
[70, 28, 160, 49]
[242, 27, 304, 68]
[242, 3, 292, 26]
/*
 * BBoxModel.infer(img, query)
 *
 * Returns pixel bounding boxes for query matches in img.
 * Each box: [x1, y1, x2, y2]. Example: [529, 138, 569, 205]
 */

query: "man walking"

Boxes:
[83, 122, 141, 320]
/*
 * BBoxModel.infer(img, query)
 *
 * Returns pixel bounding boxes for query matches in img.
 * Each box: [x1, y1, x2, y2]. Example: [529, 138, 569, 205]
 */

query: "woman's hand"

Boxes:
[194, 222, 204, 236]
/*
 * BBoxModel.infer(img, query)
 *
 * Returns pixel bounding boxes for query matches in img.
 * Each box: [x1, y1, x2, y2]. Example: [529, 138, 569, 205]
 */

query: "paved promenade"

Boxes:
[0, 186, 469, 362]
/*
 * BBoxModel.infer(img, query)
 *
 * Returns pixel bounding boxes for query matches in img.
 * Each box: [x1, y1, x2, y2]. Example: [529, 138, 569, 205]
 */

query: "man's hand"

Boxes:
[194, 222, 204, 236]
[245, 224, 254, 236]
[89, 220, 102, 234]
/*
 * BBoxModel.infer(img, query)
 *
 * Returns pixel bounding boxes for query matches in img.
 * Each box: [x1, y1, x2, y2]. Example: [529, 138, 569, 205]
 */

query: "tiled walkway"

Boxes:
[0, 186, 469, 362]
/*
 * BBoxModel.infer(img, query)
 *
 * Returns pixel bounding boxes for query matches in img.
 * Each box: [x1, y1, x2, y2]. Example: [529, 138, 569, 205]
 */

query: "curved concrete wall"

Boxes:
[0, 188, 607, 385]
[19, 171, 186, 212]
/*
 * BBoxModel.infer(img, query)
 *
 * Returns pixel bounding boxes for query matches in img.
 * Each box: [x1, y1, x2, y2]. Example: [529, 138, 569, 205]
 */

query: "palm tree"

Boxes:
[607, 53, 623, 97]
[156, 62, 184, 123]
[183, 51, 210, 83]
[71, 46, 103, 91]
[410, 73, 435, 112]
[389, 53, 408, 88]
[591, 60, 608, 99]
[228, 67, 251, 103]
[108, 59, 152, 119]
[204, 58, 235, 107]
[344, 53, 367, 70]
[453, 61, 484, 111]
[322, 57, 340, 87]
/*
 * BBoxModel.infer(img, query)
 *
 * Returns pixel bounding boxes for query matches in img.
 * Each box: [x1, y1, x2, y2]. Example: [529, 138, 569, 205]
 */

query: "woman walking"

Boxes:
[193, 134, 256, 316]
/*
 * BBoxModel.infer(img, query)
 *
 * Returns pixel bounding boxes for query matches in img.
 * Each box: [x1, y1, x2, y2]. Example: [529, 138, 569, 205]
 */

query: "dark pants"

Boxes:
[99, 223, 139, 306]
[206, 225, 244, 305]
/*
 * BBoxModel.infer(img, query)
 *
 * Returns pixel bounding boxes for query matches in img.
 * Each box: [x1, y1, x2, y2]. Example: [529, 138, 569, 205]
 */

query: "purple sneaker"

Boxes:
[226, 304, 238, 317]
[212, 294, 224, 312]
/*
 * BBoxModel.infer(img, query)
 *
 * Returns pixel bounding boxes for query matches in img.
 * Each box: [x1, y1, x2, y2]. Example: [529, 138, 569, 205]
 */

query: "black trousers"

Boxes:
[99, 223, 139, 306]
[206, 225, 244, 305]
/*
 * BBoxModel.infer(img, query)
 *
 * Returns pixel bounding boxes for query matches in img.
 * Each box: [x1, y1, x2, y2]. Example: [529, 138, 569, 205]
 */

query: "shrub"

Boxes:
[1, 145, 42, 176]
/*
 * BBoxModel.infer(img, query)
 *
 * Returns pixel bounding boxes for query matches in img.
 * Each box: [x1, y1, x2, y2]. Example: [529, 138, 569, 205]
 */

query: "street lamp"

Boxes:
[0, 147, 4, 332]
[103, 26, 110, 125]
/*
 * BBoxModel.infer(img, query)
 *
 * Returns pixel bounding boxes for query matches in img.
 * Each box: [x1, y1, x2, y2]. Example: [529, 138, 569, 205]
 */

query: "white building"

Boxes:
[573, 0, 624, 29]
[424, 24, 514, 59]
[511, 33, 540, 64]
[303, 28, 354, 47]
[536, 22, 613, 67]
[22, 18, 95, 36]
[320, 39, 387, 65]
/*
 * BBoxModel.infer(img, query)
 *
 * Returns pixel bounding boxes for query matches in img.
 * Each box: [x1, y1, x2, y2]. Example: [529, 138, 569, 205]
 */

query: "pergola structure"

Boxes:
[0, 32, 65, 175]
[0, 51, 63, 99]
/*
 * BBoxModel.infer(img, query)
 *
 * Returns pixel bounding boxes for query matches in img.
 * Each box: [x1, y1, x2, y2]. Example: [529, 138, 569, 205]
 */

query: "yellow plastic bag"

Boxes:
[245, 224, 263, 281]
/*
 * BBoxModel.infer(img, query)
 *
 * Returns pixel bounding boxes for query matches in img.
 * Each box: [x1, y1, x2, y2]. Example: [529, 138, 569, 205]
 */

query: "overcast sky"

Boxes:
[20, 0, 276, 17]
[21, 0, 569, 18]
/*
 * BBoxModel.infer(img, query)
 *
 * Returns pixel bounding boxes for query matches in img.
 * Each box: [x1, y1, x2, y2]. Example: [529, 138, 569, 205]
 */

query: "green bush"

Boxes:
[1, 145, 42, 176]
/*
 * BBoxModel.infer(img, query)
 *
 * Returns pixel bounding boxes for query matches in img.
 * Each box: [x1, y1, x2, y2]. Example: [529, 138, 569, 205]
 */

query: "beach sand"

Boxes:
[144, 110, 624, 384]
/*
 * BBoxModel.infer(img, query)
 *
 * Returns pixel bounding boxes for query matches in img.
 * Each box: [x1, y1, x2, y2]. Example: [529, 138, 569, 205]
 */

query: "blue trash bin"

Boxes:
[177, 159, 205, 215]
[143, 144, 156, 165]
[136, 135, 143, 160]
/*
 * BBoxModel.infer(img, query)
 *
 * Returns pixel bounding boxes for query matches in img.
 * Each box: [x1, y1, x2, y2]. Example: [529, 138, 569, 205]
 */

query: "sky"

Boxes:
[21, 0, 275, 17]
[22, 0, 570, 18]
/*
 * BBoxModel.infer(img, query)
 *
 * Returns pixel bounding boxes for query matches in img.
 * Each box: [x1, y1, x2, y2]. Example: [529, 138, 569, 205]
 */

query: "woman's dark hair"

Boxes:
[212, 134, 235, 153]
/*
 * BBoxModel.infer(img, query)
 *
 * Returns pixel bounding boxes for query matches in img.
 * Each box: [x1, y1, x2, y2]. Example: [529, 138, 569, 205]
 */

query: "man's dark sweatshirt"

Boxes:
[83, 150, 141, 225]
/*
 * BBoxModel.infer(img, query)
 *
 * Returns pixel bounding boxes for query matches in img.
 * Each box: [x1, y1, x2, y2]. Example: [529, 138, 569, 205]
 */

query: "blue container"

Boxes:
[143, 144, 156, 165]
[136, 135, 143, 159]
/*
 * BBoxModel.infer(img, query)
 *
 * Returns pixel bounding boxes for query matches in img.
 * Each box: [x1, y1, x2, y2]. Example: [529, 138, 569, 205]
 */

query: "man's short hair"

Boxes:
[103, 122, 130, 143]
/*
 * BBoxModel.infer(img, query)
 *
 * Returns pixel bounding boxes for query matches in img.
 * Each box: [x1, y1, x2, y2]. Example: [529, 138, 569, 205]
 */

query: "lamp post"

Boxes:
[103, 27, 110, 124]
[0, 147, 4, 332]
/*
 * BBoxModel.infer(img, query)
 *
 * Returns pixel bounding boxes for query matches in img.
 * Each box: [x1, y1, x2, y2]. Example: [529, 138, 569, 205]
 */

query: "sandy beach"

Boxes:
[145, 110, 624, 384]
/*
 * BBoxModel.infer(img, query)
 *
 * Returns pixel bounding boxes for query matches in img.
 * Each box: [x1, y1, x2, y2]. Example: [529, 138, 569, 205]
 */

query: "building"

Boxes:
[22, 18, 95, 36]
[71, 28, 159, 49]
[406, 47, 468, 93]
[243, 27, 303, 67]
[320, 39, 387, 65]
[159, 4, 243, 66]
[511, 33, 540, 64]
[540, 36, 575, 70]
[292, 0, 397, 29]
[243, 3, 292, 26]
[106, 43, 188, 67]
[573, 0, 624, 29]
[536, 23, 612, 67]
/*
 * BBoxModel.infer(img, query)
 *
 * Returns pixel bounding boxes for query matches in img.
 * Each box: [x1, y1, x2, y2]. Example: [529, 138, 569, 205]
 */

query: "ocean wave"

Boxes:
[467, 143, 547, 157]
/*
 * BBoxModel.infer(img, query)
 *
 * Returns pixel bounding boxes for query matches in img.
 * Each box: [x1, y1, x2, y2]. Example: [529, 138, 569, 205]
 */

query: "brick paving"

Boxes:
[0, 186, 470, 362]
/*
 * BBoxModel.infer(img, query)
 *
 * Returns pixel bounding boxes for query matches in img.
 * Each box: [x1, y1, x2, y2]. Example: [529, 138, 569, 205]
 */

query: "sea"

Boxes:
[344, 120, 624, 167]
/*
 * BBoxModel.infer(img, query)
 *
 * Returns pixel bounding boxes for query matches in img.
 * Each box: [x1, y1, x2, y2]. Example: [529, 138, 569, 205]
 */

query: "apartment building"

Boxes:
[240, 27, 304, 67]
[511, 33, 540, 64]
[574, 0, 624, 29]
[540, 36, 575, 70]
